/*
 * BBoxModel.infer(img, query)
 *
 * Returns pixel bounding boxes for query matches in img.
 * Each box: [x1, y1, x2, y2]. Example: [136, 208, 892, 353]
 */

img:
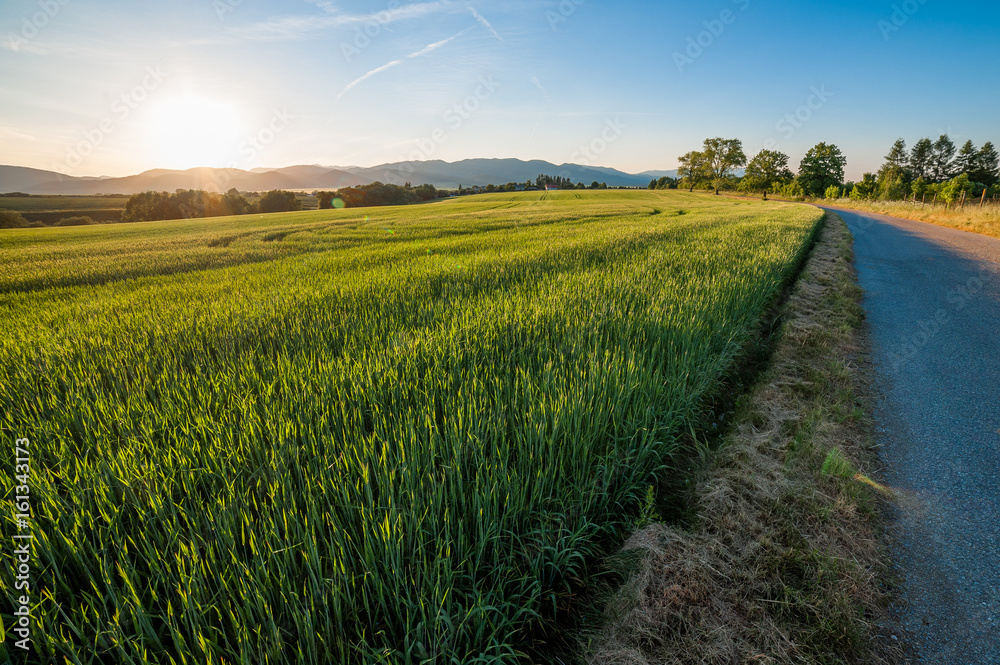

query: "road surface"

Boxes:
[819, 206, 1000, 664]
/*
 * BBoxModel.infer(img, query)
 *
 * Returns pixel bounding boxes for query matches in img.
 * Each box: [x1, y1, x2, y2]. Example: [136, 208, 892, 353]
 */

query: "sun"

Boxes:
[146, 93, 245, 169]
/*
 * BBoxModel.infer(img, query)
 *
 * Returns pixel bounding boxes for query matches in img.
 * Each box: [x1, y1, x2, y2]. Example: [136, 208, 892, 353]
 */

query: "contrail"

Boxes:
[469, 8, 503, 42]
[337, 30, 468, 99]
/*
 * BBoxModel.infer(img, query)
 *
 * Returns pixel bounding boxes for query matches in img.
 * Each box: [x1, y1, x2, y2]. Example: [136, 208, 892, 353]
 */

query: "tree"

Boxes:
[798, 142, 846, 197]
[973, 142, 999, 186]
[317, 191, 336, 209]
[953, 140, 978, 177]
[739, 149, 793, 195]
[257, 190, 302, 213]
[413, 184, 438, 201]
[876, 139, 911, 199]
[929, 134, 956, 183]
[221, 188, 251, 215]
[883, 139, 909, 171]
[677, 151, 708, 192]
[940, 173, 974, 204]
[909, 138, 934, 181]
[850, 173, 878, 200]
[701, 137, 746, 193]
[647, 178, 657, 190]
[0, 210, 29, 228]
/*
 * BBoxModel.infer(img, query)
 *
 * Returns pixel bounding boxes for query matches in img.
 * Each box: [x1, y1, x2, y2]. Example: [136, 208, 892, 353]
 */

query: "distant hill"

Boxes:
[342, 159, 652, 189]
[0, 165, 368, 195]
[1, 159, 662, 195]
[639, 170, 680, 180]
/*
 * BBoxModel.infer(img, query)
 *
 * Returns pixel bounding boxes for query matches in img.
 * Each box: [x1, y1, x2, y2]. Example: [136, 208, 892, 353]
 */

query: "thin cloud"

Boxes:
[223, 1, 457, 43]
[337, 29, 468, 99]
[469, 8, 503, 43]
[337, 60, 405, 98]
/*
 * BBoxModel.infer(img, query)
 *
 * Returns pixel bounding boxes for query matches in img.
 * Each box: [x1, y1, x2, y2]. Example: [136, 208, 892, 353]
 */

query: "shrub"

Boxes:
[56, 216, 96, 226]
[824, 185, 842, 200]
[0, 210, 29, 228]
[781, 179, 805, 201]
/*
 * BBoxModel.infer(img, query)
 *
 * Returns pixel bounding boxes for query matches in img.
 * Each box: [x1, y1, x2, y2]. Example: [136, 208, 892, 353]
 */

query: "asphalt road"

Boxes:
[819, 206, 1000, 664]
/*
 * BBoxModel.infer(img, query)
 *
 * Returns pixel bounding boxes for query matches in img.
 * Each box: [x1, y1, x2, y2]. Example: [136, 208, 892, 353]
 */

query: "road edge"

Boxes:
[583, 211, 905, 664]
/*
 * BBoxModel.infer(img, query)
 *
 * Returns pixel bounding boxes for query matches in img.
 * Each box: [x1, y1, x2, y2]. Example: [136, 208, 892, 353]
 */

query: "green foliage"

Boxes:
[741, 149, 794, 195]
[824, 185, 842, 200]
[122, 188, 254, 222]
[257, 189, 303, 213]
[677, 150, 709, 191]
[0, 191, 822, 663]
[797, 143, 846, 197]
[648, 178, 657, 190]
[851, 173, 878, 200]
[335, 181, 418, 207]
[55, 215, 95, 226]
[0, 209, 29, 228]
[930, 134, 957, 182]
[702, 138, 747, 181]
[974, 142, 999, 186]
[412, 183, 438, 201]
[909, 138, 934, 181]
[316, 191, 336, 209]
[781, 179, 806, 201]
[940, 173, 975, 204]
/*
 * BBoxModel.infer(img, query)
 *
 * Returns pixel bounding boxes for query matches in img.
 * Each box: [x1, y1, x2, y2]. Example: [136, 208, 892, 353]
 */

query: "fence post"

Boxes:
[982, 189, 987, 208]
[960, 190, 966, 209]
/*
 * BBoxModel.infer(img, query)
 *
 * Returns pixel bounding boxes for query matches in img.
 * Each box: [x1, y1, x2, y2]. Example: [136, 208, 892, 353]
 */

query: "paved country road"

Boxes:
[818, 206, 1000, 664]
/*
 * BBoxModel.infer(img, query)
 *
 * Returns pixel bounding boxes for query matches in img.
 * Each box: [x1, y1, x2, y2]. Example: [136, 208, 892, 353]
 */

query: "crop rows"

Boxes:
[0, 191, 822, 663]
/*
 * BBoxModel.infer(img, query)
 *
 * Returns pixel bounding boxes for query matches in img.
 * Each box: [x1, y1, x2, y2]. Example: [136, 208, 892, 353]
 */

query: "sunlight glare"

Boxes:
[147, 93, 244, 169]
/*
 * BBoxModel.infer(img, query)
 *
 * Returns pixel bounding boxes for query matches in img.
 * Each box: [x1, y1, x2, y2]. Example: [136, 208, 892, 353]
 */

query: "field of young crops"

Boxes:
[0, 191, 822, 663]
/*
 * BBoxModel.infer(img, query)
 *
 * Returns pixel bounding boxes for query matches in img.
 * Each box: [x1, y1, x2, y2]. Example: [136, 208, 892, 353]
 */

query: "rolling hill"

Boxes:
[1, 159, 658, 195]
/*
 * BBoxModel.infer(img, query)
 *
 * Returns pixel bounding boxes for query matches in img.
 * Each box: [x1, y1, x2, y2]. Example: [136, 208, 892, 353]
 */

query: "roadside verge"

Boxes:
[584, 212, 903, 664]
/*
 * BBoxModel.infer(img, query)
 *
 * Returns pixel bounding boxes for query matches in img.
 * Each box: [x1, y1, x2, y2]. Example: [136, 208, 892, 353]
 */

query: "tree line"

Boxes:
[316, 182, 442, 209]
[121, 189, 302, 223]
[663, 135, 1000, 204]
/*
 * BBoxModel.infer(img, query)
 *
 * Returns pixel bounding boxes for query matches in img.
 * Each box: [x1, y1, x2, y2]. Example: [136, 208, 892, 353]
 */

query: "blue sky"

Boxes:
[1, 0, 998, 180]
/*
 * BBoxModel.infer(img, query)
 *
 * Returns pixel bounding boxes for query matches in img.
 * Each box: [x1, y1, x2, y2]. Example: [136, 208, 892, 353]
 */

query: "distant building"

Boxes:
[544, 185, 559, 191]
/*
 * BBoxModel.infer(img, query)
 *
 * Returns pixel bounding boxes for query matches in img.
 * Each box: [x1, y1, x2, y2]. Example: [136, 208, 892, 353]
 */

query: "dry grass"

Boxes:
[583, 213, 904, 665]
[825, 198, 1000, 240]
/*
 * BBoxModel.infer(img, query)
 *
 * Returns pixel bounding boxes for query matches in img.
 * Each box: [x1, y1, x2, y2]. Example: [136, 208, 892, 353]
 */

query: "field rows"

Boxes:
[0, 191, 822, 663]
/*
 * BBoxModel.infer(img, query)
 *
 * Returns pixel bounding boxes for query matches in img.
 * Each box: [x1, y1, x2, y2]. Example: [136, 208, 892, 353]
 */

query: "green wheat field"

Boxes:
[0, 191, 822, 663]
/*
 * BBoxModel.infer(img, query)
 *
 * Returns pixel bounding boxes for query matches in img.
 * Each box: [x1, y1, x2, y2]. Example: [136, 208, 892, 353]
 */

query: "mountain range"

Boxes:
[1, 160, 676, 195]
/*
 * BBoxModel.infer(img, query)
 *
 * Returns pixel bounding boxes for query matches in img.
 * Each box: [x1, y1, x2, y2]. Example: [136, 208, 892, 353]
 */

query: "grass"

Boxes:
[0, 191, 823, 663]
[822, 197, 1000, 240]
[586, 212, 901, 664]
[0, 195, 131, 212]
